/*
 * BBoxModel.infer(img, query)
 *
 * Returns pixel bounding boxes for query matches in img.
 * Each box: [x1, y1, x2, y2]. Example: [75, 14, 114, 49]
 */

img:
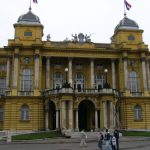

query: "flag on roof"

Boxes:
[33, 0, 38, 3]
[124, 0, 132, 10]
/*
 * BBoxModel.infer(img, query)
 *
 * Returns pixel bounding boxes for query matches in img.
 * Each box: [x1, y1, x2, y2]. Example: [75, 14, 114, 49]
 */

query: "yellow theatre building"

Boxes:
[0, 8, 150, 132]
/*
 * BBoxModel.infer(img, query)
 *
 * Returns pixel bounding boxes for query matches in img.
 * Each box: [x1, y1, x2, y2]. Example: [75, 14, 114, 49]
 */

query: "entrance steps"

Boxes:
[71, 131, 99, 139]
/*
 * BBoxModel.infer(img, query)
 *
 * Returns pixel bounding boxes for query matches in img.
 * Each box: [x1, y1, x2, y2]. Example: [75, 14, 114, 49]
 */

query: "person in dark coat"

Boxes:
[113, 128, 119, 150]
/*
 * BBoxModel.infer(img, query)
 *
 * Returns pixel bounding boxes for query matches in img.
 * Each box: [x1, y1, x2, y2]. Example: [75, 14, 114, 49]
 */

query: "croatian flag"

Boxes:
[124, 0, 132, 10]
[33, 0, 38, 3]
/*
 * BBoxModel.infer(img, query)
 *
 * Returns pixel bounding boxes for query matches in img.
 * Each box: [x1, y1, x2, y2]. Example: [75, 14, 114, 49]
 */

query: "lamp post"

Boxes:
[104, 68, 110, 88]
[104, 68, 108, 84]
[63, 67, 71, 88]
[65, 67, 68, 83]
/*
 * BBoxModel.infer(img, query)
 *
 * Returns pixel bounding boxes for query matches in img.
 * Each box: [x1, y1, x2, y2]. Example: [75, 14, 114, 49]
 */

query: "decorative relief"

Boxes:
[128, 59, 139, 70]
[20, 57, 33, 65]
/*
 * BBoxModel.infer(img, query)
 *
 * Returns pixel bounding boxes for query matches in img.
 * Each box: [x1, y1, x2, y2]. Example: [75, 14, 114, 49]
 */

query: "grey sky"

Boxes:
[0, 0, 149, 48]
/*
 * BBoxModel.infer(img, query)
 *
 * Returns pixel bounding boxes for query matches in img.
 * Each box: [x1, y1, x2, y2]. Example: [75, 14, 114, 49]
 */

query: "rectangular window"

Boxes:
[21, 69, 32, 91]
[0, 108, 4, 121]
[0, 78, 6, 95]
[24, 32, 32, 37]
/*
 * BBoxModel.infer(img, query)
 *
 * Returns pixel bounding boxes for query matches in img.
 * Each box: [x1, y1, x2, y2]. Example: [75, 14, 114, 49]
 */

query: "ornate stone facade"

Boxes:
[0, 9, 150, 131]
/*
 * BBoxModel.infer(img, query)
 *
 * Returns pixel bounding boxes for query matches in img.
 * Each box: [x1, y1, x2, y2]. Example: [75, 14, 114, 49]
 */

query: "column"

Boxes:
[6, 57, 10, 89]
[110, 102, 114, 128]
[13, 54, 19, 88]
[34, 55, 39, 89]
[75, 109, 79, 131]
[90, 59, 94, 88]
[95, 109, 98, 131]
[123, 58, 128, 89]
[45, 105, 49, 130]
[68, 58, 72, 87]
[103, 102, 107, 128]
[56, 109, 59, 129]
[61, 101, 66, 128]
[68, 101, 73, 129]
[142, 58, 147, 90]
[146, 60, 150, 90]
[111, 59, 116, 89]
[46, 57, 50, 89]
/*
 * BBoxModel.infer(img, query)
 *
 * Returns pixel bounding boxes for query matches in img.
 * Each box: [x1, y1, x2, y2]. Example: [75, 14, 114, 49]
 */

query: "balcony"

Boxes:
[120, 91, 144, 97]
[43, 88, 119, 97]
[18, 91, 34, 96]
[3, 90, 34, 96]
[131, 92, 144, 97]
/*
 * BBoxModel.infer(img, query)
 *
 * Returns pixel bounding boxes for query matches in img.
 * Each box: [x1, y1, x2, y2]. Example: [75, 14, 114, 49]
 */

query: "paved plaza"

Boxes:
[0, 136, 150, 150]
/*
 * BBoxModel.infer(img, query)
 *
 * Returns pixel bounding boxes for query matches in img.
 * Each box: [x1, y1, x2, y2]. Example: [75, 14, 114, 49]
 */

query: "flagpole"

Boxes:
[29, 0, 32, 11]
[124, 0, 127, 17]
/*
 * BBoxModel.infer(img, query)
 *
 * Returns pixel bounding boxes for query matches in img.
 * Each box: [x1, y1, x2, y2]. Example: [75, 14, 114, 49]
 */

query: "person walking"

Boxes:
[79, 130, 87, 147]
[98, 131, 104, 150]
[111, 135, 117, 150]
[104, 129, 112, 150]
[114, 128, 119, 150]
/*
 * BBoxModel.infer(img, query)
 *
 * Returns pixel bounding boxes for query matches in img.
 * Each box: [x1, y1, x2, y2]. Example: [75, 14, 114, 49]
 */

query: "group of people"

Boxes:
[98, 128, 119, 150]
[79, 128, 119, 150]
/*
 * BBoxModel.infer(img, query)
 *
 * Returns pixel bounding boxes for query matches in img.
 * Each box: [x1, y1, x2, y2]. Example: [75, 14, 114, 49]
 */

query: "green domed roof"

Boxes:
[17, 8, 41, 24]
[115, 16, 139, 32]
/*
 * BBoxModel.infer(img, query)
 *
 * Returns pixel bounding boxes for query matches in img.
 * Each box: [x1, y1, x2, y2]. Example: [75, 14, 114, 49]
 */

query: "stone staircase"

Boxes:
[71, 131, 99, 140]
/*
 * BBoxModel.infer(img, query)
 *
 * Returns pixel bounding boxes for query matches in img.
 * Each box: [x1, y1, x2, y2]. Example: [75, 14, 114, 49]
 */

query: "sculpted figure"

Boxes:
[47, 34, 51, 41]
[72, 34, 78, 42]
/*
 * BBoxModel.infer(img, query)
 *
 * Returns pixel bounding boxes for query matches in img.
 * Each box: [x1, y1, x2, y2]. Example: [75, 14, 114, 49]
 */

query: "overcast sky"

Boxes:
[0, 0, 149, 48]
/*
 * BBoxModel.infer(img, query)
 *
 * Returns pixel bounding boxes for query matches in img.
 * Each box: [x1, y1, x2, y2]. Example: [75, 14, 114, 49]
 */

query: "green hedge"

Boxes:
[121, 131, 150, 137]
[12, 131, 64, 140]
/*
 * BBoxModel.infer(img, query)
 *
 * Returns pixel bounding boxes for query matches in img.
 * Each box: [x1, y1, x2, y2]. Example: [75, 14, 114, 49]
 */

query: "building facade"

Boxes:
[0, 9, 150, 131]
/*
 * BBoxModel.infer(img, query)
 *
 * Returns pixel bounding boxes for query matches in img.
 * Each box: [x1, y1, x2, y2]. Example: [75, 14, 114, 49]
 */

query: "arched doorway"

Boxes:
[48, 101, 56, 130]
[78, 100, 95, 131]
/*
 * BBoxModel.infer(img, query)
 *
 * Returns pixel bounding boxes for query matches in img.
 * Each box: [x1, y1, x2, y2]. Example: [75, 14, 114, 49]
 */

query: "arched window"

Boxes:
[95, 74, 105, 89]
[54, 72, 63, 89]
[0, 107, 4, 121]
[21, 69, 32, 91]
[21, 105, 29, 121]
[128, 71, 138, 92]
[134, 105, 142, 120]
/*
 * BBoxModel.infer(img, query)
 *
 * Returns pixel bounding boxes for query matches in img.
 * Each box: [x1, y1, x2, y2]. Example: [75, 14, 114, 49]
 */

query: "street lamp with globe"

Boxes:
[104, 68, 110, 88]
[63, 67, 71, 88]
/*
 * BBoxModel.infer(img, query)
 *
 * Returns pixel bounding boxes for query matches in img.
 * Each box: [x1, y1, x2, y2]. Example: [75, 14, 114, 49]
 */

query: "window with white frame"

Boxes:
[0, 78, 6, 95]
[21, 69, 32, 91]
[21, 105, 29, 121]
[95, 74, 105, 89]
[128, 71, 138, 92]
[74, 72, 84, 90]
[134, 105, 142, 120]
[54, 72, 63, 89]
[0, 107, 4, 121]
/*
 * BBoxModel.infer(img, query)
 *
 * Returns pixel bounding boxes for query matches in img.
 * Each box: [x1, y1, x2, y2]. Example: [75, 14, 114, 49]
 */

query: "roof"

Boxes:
[114, 15, 139, 32]
[17, 8, 41, 25]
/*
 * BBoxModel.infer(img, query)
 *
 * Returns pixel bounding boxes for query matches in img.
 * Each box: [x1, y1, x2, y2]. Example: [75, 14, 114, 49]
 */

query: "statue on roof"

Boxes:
[85, 34, 91, 43]
[72, 34, 78, 42]
[47, 34, 51, 41]
[78, 33, 84, 43]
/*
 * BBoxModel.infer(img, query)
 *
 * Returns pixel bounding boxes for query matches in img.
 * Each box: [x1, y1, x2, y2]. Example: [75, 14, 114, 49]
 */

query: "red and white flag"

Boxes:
[124, 0, 132, 10]
[33, 0, 38, 3]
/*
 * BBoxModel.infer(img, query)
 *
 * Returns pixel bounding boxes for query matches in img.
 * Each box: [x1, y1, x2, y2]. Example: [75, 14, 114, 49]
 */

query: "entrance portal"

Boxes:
[48, 101, 56, 130]
[78, 100, 95, 131]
